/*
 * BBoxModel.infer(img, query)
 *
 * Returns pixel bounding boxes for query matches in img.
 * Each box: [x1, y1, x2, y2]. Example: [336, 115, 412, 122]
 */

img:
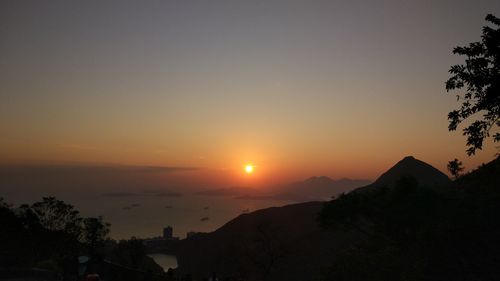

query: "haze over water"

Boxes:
[0, 165, 292, 239]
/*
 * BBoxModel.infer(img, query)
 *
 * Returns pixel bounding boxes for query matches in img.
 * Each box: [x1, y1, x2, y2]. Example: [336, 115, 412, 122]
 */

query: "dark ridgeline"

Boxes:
[175, 201, 334, 281]
[353, 155, 451, 192]
[173, 156, 500, 281]
[319, 156, 500, 281]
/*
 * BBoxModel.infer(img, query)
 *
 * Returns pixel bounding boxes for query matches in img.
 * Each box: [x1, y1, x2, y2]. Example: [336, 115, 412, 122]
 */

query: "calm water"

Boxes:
[1, 184, 290, 239]
[148, 254, 178, 271]
[0, 167, 292, 239]
[82, 194, 290, 239]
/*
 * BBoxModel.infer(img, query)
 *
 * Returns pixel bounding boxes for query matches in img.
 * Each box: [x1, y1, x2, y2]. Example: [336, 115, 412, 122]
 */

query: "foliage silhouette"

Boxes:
[319, 157, 500, 281]
[445, 14, 500, 155]
[83, 216, 111, 260]
[447, 158, 464, 180]
[21, 196, 82, 238]
[0, 197, 165, 280]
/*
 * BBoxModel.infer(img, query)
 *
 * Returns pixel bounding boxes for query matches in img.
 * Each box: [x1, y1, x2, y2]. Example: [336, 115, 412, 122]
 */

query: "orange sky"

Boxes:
[1, 1, 499, 188]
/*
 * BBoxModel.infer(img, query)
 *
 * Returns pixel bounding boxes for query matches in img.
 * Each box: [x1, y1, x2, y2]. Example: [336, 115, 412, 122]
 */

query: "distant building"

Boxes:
[163, 226, 173, 239]
[143, 226, 179, 252]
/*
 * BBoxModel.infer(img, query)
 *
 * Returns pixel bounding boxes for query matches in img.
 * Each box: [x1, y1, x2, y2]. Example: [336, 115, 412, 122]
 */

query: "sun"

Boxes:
[244, 164, 254, 174]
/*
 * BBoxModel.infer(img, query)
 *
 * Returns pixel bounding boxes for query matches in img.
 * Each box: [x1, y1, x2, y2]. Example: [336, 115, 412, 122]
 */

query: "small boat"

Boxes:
[200, 216, 209, 221]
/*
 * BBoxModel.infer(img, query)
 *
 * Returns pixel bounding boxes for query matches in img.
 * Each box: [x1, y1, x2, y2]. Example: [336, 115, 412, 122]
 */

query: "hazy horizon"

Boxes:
[0, 153, 486, 239]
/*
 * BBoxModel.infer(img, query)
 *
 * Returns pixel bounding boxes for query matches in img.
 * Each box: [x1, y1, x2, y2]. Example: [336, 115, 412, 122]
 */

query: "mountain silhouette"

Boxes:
[175, 201, 352, 281]
[304, 175, 336, 185]
[355, 156, 450, 192]
[174, 156, 457, 280]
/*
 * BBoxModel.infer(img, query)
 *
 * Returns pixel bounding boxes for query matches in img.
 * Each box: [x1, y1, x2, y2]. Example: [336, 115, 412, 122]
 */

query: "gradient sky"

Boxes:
[1, 0, 499, 187]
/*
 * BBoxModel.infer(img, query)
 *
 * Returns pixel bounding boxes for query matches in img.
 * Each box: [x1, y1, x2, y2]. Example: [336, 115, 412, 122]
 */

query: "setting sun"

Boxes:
[245, 164, 254, 174]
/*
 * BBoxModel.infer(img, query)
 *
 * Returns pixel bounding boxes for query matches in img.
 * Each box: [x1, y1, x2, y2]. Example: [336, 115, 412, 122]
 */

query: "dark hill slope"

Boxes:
[175, 201, 355, 281]
[454, 156, 500, 190]
[174, 156, 491, 281]
[317, 156, 500, 280]
[355, 156, 450, 192]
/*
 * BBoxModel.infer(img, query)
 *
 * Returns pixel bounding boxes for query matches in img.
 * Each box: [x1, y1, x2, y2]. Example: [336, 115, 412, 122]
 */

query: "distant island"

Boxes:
[195, 177, 372, 202]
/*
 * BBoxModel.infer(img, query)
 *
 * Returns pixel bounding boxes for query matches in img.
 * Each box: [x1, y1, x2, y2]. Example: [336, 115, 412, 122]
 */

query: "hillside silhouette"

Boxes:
[3, 156, 498, 281]
[175, 201, 344, 281]
[318, 156, 500, 281]
[174, 156, 487, 281]
[354, 156, 450, 192]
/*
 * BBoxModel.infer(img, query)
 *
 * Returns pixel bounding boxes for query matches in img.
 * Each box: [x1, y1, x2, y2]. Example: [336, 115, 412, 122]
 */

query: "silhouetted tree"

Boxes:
[445, 14, 500, 155]
[0, 197, 32, 266]
[16, 197, 84, 269]
[319, 177, 448, 280]
[0, 197, 9, 208]
[111, 238, 147, 269]
[447, 158, 464, 180]
[251, 224, 287, 281]
[82, 216, 110, 258]
[1, 196, 164, 280]
[318, 158, 500, 281]
[23, 196, 83, 237]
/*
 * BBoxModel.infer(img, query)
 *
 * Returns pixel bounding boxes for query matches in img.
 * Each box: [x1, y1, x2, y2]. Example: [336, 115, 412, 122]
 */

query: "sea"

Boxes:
[0, 165, 293, 239]
[77, 193, 290, 239]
